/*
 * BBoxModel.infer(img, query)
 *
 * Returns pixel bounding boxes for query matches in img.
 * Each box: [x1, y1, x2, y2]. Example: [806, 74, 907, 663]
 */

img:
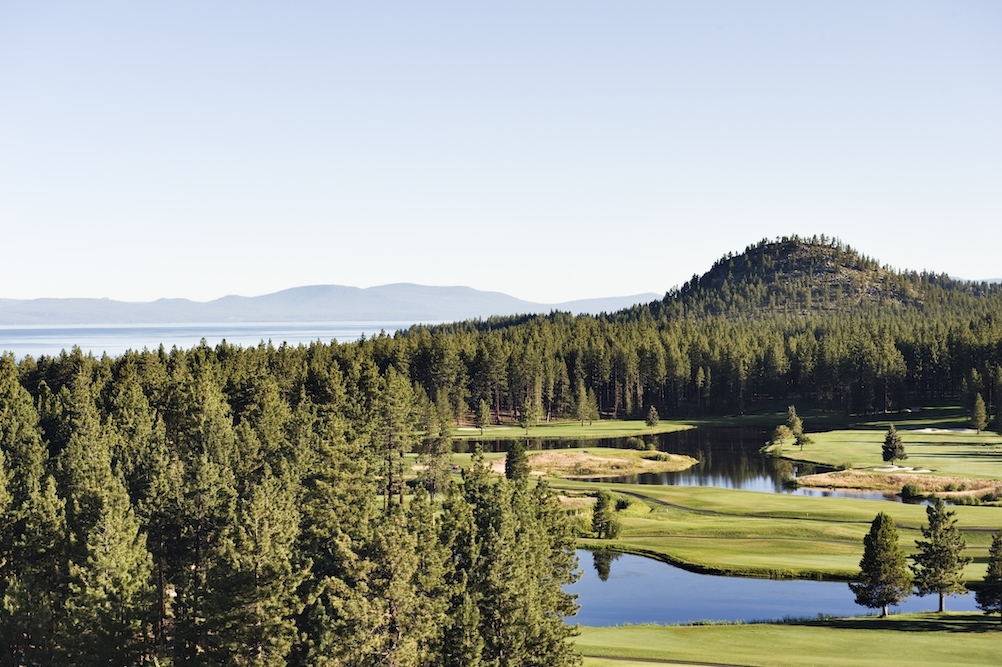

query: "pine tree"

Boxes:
[645, 405, 659, 429]
[786, 405, 803, 438]
[475, 398, 492, 435]
[0, 353, 47, 511]
[911, 497, 971, 612]
[439, 482, 483, 667]
[972, 392, 987, 433]
[505, 440, 530, 482]
[575, 379, 588, 426]
[0, 475, 67, 666]
[203, 466, 306, 666]
[849, 512, 912, 617]
[56, 374, 154, 664]
[591, 490, 619, 539]
[975, 531, 1002, 623]
[61, 473, 154, 665]
[882, 425, 907, 464]
[379, 366, 418, 508]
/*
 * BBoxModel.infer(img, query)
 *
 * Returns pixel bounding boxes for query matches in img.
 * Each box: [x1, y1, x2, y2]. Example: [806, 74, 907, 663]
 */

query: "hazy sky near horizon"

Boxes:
[1, 1, 999, 304]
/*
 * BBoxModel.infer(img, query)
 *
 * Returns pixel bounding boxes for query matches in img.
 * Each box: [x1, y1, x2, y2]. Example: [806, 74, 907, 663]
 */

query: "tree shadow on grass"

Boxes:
[793, 613, 1002, 633]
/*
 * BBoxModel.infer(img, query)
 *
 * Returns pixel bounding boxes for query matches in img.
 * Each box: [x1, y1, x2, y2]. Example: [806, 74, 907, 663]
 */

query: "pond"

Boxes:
[568, 550, 979, 626]
[466, 428, 901, 501]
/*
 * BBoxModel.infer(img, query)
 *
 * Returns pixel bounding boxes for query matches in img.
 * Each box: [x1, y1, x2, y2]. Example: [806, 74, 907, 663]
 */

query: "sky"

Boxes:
[1, 1, 999, 304]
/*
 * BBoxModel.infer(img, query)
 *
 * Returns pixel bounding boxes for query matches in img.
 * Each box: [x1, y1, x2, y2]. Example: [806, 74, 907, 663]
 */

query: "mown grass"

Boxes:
[768, 427, 1002, 481]
[449, 419, 693, 440]
[555, 481, 1000, 580]
[575, 613, 1002, 667]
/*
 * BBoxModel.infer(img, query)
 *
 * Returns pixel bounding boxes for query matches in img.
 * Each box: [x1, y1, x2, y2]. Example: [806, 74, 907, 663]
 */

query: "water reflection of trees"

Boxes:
[456, 428, 829, 492]
[592, 550, 622, 582]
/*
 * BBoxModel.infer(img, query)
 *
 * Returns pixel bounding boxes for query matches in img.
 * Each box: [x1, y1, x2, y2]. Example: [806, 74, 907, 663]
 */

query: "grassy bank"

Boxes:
[575, 613, 1002, 667]
[770, 428, 1002, 477]
[450, 419, 693, 440]
[763, 425, 1002, 497]
[555, 481, 999, 580]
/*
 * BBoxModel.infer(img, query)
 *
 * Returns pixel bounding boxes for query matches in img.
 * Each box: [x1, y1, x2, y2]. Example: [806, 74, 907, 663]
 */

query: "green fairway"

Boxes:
[449, 419, 693, 440]
[765, 422, 1002, 490]
[555, 481, 1000, 580]
[575, 614, 1002, 667]
[768, 427, 1002, 480]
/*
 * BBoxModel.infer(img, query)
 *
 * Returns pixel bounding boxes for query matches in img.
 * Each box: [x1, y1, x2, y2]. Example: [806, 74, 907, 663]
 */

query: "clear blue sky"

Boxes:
[1, 1, 999, 303]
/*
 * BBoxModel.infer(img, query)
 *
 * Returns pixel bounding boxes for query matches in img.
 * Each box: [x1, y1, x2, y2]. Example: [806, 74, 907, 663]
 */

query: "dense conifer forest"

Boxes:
[2, 236, 1002, 664]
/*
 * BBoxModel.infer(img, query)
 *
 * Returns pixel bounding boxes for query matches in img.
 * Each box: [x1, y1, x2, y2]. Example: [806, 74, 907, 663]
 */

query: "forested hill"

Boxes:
[624, 236, 1002, 320]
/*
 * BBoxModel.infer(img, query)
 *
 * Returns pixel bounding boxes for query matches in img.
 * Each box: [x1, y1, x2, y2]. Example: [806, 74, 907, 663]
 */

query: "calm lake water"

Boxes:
[0, 322, 421, 359]
[569, 550, 978, 625]
[471, 428, 901, 501]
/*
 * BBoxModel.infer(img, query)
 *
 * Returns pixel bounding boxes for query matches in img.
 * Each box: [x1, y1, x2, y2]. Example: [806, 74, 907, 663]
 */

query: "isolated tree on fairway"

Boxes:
[585, 389, 600, 425]
[645, 405, 659, 429]
[505, 440, 530, 482]
[911, 497, 971, 612]
[882, 425, 907, 465]
[766, 424, 793, 450]
[849, 512, 912, 617]
[975, 531, 1002, 623]
[784, 405, 813, 450]
[475, 398, 491, 435]
[972, 393, 987, 433]
[518, 394, 540, 435]
[786, 405, 803, 438]
[591, 490, 619, 539]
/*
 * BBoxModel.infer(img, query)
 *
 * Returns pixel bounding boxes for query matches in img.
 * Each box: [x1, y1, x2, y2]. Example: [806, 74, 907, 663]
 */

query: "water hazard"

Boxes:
[569, 550, 979, 626]
[467, 428, 902, 501]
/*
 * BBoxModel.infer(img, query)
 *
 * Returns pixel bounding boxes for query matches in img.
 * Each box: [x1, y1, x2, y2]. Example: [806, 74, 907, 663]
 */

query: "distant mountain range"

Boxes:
[0, 284, 662, 325]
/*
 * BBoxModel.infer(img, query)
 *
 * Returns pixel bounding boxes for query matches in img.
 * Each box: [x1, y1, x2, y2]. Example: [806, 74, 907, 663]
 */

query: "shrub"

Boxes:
[900, 483, 924, 501]
[606, 516, 622, 539]
[944, 483, 958, 492]
[615, 498, 631, 511]
[646, 441, 658, 451]
[626, 436, 645, 451]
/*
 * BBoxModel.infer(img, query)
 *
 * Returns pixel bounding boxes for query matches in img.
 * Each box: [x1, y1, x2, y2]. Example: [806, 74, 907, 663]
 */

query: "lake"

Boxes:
[0, 322, 421, 359]
[569, 550, 979, 625]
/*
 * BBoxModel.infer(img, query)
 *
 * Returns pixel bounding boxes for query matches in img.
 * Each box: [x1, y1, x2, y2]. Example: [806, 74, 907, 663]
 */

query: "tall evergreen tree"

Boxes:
[61, 472, 154, 666]
[505, 440, 530, 482]
[0, 475, 67, 666]
[882, 425, 906, 464]
[439, 482, 484, 667]
[591, 490, 618, 540]
[849, 512, 912, 617]
[475, 398, 492, 435]
[379, 366, 418, 508]
[203, 466, 306, 666]
[645, 405, 659, 429]
[0, 353, 47, 512]
[975, 531, 1002, 623]
[911, 497, 971, 612]
[972, 392, 987, 433]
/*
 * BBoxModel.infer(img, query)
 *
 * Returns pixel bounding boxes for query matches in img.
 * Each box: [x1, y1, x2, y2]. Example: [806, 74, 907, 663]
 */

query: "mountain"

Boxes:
[0, 284, 660, 325]
[627, 235, 1002, 320]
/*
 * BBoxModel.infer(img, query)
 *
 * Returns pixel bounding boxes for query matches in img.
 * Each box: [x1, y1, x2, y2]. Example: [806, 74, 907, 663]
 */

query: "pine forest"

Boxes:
[3, 236, 1002, 664]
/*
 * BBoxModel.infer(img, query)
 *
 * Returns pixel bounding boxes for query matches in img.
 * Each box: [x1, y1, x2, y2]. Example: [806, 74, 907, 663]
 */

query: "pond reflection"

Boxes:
[569, 550, 978, 626]
[463, 428, 898, 501]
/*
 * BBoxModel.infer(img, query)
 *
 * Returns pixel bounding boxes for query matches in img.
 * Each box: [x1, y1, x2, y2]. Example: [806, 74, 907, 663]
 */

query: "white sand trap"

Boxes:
[873, 466, 933, 473]
[911, 428, 977, 435]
